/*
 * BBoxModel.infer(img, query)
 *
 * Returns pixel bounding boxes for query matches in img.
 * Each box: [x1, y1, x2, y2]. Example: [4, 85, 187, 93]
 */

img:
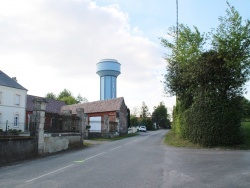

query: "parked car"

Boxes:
[139, 126, 147, 132]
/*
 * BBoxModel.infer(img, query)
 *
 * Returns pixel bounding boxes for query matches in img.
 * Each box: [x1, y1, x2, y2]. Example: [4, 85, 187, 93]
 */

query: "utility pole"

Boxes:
[176, 0, 179, 41]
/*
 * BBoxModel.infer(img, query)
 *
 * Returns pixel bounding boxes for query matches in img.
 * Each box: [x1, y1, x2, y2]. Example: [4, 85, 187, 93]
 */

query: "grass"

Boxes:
[88, 133, 139, 141]
[165, 122, 250, 150]
[164, 130, 201, 148]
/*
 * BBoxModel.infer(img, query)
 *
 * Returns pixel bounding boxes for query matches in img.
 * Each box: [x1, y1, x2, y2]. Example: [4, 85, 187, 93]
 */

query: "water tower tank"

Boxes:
[96, 59, 121, 100]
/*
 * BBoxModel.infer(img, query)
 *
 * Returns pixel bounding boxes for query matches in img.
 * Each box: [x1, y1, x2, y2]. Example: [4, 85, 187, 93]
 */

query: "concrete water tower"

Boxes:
[96, 59, 121, 100]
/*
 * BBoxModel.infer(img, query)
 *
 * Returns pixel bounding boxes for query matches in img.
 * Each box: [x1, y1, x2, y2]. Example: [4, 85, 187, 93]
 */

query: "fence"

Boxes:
[0, 121, 25, 136]
[27, 114, 81, 134]
[45, 116, 80, 133]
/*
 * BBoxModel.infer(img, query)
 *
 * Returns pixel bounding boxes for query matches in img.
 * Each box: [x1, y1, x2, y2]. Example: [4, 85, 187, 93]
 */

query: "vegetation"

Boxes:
[88, 133, 138, 141]
[241, 121, 250, 149]
[152, 102, 171, 129]
[130, 115, 138, 127]
[45, 89, 88, 105]
[161, 3, 250, 147]
[165, 121, 250, 150]
[138, 102, 153, 130]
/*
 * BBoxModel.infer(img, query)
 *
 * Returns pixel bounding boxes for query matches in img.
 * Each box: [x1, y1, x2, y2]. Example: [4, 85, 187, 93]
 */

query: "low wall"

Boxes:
[88, 132, 119, 139]
[44, 133, 82, 154]
[0, 137, 37, 166]
[128, 127, 139, 134]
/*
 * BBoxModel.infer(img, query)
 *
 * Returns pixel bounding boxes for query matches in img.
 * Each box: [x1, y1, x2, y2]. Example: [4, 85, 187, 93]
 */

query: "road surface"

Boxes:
[1, 130, 250, 188]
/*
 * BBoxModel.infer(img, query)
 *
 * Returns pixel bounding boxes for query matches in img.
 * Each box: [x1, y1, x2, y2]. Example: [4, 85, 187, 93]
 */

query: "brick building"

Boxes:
[61, 97, 128, 135]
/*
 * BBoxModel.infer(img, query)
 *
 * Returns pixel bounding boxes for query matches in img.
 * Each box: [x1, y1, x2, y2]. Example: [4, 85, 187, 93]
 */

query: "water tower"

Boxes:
[96, 59, 121, 100]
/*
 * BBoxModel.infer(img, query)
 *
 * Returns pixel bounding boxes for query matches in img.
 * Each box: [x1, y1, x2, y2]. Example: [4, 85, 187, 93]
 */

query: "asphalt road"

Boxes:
[1, 130, 250, 188]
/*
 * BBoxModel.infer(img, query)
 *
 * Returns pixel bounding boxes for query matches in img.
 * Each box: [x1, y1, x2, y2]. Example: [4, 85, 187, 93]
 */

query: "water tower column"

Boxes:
[96, 59, 121, 100]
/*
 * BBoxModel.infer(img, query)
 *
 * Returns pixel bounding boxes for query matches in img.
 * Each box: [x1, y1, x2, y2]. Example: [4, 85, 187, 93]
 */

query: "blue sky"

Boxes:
[0, 0, 249, 115]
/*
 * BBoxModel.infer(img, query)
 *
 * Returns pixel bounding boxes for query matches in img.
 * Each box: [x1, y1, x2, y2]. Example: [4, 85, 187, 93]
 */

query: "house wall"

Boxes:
[87, 104, 128, 134]
[0, 85, 27, 131]
[88, 111, 117, 132]
[118, 101, 128, 134]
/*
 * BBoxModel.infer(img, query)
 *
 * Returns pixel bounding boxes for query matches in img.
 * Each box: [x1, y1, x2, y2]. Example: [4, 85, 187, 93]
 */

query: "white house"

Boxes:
[0, 70, 28, 132]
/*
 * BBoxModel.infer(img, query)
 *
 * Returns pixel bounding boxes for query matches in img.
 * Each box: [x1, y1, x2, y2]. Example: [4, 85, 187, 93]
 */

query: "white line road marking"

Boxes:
[26, 152, 107, 183]
[25, 164, 74, 183]
[85, 152, 106, 161]
[110, 146, 122, 151]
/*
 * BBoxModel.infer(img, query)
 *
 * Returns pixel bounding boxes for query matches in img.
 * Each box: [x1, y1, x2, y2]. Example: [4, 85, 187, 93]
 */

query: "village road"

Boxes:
[1, 129, 250, 188]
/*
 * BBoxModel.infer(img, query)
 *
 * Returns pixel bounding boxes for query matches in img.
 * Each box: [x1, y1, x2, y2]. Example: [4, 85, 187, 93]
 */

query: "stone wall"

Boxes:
[0, 137, 37, 166]
[44, 133, 81, 153]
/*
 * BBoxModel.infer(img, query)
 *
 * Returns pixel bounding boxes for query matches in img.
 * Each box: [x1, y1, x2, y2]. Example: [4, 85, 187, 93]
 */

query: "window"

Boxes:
[14, 114, 19, 127]
[15, 94, 20, 106]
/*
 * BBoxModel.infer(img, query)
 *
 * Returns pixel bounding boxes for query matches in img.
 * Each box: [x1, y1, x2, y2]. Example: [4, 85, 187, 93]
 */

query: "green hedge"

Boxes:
[172, 93, 244, 147]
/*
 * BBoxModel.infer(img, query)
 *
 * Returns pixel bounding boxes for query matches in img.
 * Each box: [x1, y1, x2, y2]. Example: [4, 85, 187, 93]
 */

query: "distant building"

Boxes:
[26, 95, 66, 131]
[0, 70, 28, 131]
[61, 97, 128, 135]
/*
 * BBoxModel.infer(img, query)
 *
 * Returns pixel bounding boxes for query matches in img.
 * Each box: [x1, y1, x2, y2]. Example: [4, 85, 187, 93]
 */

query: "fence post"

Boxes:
[33, 98, 47, 155]
[76, 108, 85, 146]
[5, 120, 9, 135]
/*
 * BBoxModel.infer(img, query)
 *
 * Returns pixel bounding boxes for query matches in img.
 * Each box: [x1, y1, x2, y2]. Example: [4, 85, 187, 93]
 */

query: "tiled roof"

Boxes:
[27, 95, 66, 114]
[0, 70, 27, 90]
[61, 97, 125, 114]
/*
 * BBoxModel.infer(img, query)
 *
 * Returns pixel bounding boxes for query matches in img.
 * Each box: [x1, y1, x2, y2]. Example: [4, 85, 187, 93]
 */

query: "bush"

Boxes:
[7, 129, 20, 135]
[184, 94, 243, 147]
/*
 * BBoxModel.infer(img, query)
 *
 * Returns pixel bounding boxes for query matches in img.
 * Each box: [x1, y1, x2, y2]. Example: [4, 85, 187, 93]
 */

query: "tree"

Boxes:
[45, 89, 88, 105]
[57, 89, 72, 100]
[152, 102, 171, 129]
[130, 115, 138, 127]
[140, 101, 150, 118]
[131, 106, 139, 116]
[59, 96, 78, 105]
[139, 102, 152, 130]
[76, 94, 88, 103]
[241, 97, 250, 119]
[161, 3, 250, 146]
[45, 92, 57, 100]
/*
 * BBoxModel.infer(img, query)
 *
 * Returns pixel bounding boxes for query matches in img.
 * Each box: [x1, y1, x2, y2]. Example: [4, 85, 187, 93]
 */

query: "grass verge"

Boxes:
[164, 130, 201, 148]
[165, 122, 250, 150]
[88, 133, 139, 141]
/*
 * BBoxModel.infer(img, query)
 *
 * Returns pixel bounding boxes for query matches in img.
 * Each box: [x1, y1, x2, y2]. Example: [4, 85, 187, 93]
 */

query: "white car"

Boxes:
[139, 126, 147, 132]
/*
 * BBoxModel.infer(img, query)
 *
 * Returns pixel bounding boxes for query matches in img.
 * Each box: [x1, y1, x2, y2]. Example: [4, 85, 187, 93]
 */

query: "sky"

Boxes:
[0, 0, 249, 115]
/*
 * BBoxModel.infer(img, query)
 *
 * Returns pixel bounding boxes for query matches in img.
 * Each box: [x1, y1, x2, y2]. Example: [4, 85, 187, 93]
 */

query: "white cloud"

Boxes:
[0, 0, 175, 113]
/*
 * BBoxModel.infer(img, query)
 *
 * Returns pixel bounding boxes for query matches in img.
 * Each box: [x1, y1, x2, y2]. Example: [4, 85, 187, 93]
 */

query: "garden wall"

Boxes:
[0, 137, 37, 166]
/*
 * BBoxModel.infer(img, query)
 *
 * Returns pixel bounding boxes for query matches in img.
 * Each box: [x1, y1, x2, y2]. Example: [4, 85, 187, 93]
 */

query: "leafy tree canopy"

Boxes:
[45, 92, 57, 100]
[140, 101, 151, 119]
[45, 89, 88, 105]
[130, 115, 138, 127]
[152, 102, 171, 129]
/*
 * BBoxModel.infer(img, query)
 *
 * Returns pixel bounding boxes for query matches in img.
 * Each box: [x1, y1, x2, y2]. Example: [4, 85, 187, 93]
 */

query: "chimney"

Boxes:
[12, 77, 17, 82]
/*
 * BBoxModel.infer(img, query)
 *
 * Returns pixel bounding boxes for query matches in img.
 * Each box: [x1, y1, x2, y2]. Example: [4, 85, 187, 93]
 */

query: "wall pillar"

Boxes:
[33, 98, 47, 155]
[76, 108, 85, 146]
[104, 115, 109, 133]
